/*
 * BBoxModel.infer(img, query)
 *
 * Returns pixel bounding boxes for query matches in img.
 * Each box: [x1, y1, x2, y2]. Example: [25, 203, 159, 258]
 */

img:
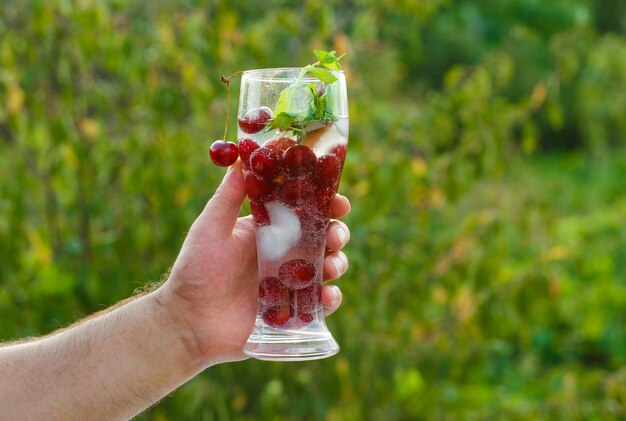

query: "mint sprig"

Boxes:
[266, 50, 345, 139]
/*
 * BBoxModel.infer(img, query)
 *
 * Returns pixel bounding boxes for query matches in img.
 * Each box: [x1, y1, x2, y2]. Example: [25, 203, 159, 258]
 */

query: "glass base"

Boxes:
[244, 317, 339, 361]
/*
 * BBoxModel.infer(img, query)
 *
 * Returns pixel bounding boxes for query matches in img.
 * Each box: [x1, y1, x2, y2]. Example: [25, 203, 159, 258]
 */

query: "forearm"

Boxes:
[0, 290, 204, 420]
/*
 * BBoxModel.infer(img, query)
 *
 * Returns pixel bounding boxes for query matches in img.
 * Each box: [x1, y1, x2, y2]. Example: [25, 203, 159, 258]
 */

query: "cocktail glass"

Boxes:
[238, 68, 348, 361]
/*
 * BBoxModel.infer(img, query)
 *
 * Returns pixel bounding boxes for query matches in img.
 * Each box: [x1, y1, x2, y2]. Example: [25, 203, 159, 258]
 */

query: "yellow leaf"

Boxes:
[540, 245, 570, 262]
[354, 180, 369, 198]
[61, 144, 79, 170]
[174, 185, 192, 207]
[335, 357, 349, 377]
[8, 85, 24, 115]
[26, 228, 52, 266]
[231, 391, 247, 412]
[411, 156, 428, 177]
[529, 82, 547, 111]
[454, 286, 476, 323]
[432, 285, 448, 304]
[79, 118, 100, 139]
[429, 187, 445, 208]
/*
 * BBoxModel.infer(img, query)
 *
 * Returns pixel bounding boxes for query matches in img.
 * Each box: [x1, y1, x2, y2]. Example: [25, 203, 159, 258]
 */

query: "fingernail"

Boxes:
[336, 226, 348, 246]
[332, 254, 346, 277]
[329, 285, 341, 303]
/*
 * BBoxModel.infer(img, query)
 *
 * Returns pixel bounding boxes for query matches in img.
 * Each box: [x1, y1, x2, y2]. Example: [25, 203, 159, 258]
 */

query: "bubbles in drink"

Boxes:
[242, 119, 348, 328]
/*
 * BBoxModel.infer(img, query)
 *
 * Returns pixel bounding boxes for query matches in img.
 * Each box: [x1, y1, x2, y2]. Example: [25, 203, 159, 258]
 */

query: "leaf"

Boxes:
[273, 84, 313, 118]
[314, 49, 335, 62]
[266, 112, 297, 132]
[309, 68, 337, 84]
[314, 49, 342, 70]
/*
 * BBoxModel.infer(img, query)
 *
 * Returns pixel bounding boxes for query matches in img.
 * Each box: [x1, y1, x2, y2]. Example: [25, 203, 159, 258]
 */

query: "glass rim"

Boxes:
[241, 67, 345, 82]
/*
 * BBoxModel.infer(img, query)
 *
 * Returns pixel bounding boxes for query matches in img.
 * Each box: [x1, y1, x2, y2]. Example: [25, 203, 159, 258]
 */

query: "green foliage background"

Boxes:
[1, 0, 626, 419]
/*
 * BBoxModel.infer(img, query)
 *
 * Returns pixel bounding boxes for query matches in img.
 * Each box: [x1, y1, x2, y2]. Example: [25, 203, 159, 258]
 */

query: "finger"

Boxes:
[192, 161, 246, 239]
[323, 251, 348, 281]
[322, 285, 342, 317]
[330, 193, 351, 219]
[325, 220, 350, 251]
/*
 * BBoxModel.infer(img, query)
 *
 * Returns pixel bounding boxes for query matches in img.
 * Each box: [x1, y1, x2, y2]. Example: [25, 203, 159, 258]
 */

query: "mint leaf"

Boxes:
[314, 50, 334, 61]
[264, 50, 345, 139]
[267, 112, 298, 132]
[313, 50, 342, 70]
[309, 68, 337, 84]
[273, 84, 313, 119]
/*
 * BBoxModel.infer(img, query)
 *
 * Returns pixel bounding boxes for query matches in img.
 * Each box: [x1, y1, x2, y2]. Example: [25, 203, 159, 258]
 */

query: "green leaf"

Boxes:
[266, 112, 298, 132]
[314, 50, 342, 70]
[314, 49, 335, 62]
[273, 84, 313, 118]
[309, 68, 337, 84]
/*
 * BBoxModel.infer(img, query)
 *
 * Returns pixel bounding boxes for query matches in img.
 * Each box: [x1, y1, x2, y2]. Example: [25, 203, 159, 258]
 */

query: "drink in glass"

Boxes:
[237, 67, 348, 361]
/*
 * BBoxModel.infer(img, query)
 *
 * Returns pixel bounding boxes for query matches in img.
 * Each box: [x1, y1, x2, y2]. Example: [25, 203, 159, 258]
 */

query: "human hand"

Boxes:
[157, 162, 351, 366]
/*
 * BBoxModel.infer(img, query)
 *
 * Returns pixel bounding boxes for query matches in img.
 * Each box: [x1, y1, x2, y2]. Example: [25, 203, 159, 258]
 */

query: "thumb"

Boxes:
[194, 161, 247, 238]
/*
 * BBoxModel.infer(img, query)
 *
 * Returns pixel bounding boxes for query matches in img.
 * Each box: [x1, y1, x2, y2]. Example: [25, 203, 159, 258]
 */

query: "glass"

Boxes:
[238, 68, 348, 361]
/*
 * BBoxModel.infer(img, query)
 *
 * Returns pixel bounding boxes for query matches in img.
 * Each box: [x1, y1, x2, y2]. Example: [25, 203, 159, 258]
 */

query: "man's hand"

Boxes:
[157, 162, 351, 365]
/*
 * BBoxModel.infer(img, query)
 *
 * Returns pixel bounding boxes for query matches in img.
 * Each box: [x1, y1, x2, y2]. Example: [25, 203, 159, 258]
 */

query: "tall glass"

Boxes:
[238, 68, 348, 361]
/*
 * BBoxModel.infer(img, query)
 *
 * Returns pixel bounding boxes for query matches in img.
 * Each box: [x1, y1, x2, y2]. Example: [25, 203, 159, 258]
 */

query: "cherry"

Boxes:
[259, 276, 289, 307]
[238, 137, 260, 170]
[279, 178, 314, 208]
[250, 202, 270, 226]
[265, 137, 296, 155]
[210, 140, 239, 167]
[278, 259, 317, 289]
[296, 207, 329, 231]
[297, 311, 314, 324]
[245, 173, 277, 204]
[283, 145, 317, 177]
[262, 306, 291, 327]
[301, 230, 327, 249]
[293, 283, 321, 313]
[250, 147, 281, 181]
[315, 154, 341, 188]
[330, 144, 347, 166]
[312, 187, 335, 217]
[239, 106, 273, 134]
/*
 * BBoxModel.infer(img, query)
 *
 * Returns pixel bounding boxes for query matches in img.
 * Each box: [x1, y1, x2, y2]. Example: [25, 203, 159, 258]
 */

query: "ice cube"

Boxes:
[257, 201, 301, 261]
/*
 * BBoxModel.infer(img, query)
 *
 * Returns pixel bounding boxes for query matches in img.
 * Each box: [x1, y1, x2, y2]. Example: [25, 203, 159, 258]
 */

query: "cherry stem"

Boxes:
[220, 71, 244, 142]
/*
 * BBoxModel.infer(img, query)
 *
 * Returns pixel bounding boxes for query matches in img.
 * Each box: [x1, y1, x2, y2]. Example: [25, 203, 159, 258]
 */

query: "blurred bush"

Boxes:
[0, 0, 625, 419]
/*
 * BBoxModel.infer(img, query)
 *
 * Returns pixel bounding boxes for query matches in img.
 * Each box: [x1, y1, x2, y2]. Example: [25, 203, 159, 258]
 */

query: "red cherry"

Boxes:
[330, 144, 347, 164]
[312, 187, 335, 217]
[315, 154, 341, 188]
[295, 207, 329, 231]
[293, 283, 321, 313]
[301, 230, 327, 249]
[250, 147, 281, 181]
[239, 106, 273, 134]
[278, 259, 317, 289]
[245, 173, 277, 204]
[210, 140, 239, 167]
[265, 137, 296, 155]
[262, 306, 291, 327]
[238, 137, 260, 170]
[297, 311, 314, 324]
[279, 178, 314, 208]
[250, 202, 270, 226]
[283, 145, 317, 177]
[259, 277, 289, 307]
[294, 207, 328, 248]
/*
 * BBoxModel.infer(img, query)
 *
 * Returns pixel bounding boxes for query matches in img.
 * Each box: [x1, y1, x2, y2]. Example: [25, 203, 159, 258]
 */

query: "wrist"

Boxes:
[150, 288, 211, 370]
[151, 279, 246, 368]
